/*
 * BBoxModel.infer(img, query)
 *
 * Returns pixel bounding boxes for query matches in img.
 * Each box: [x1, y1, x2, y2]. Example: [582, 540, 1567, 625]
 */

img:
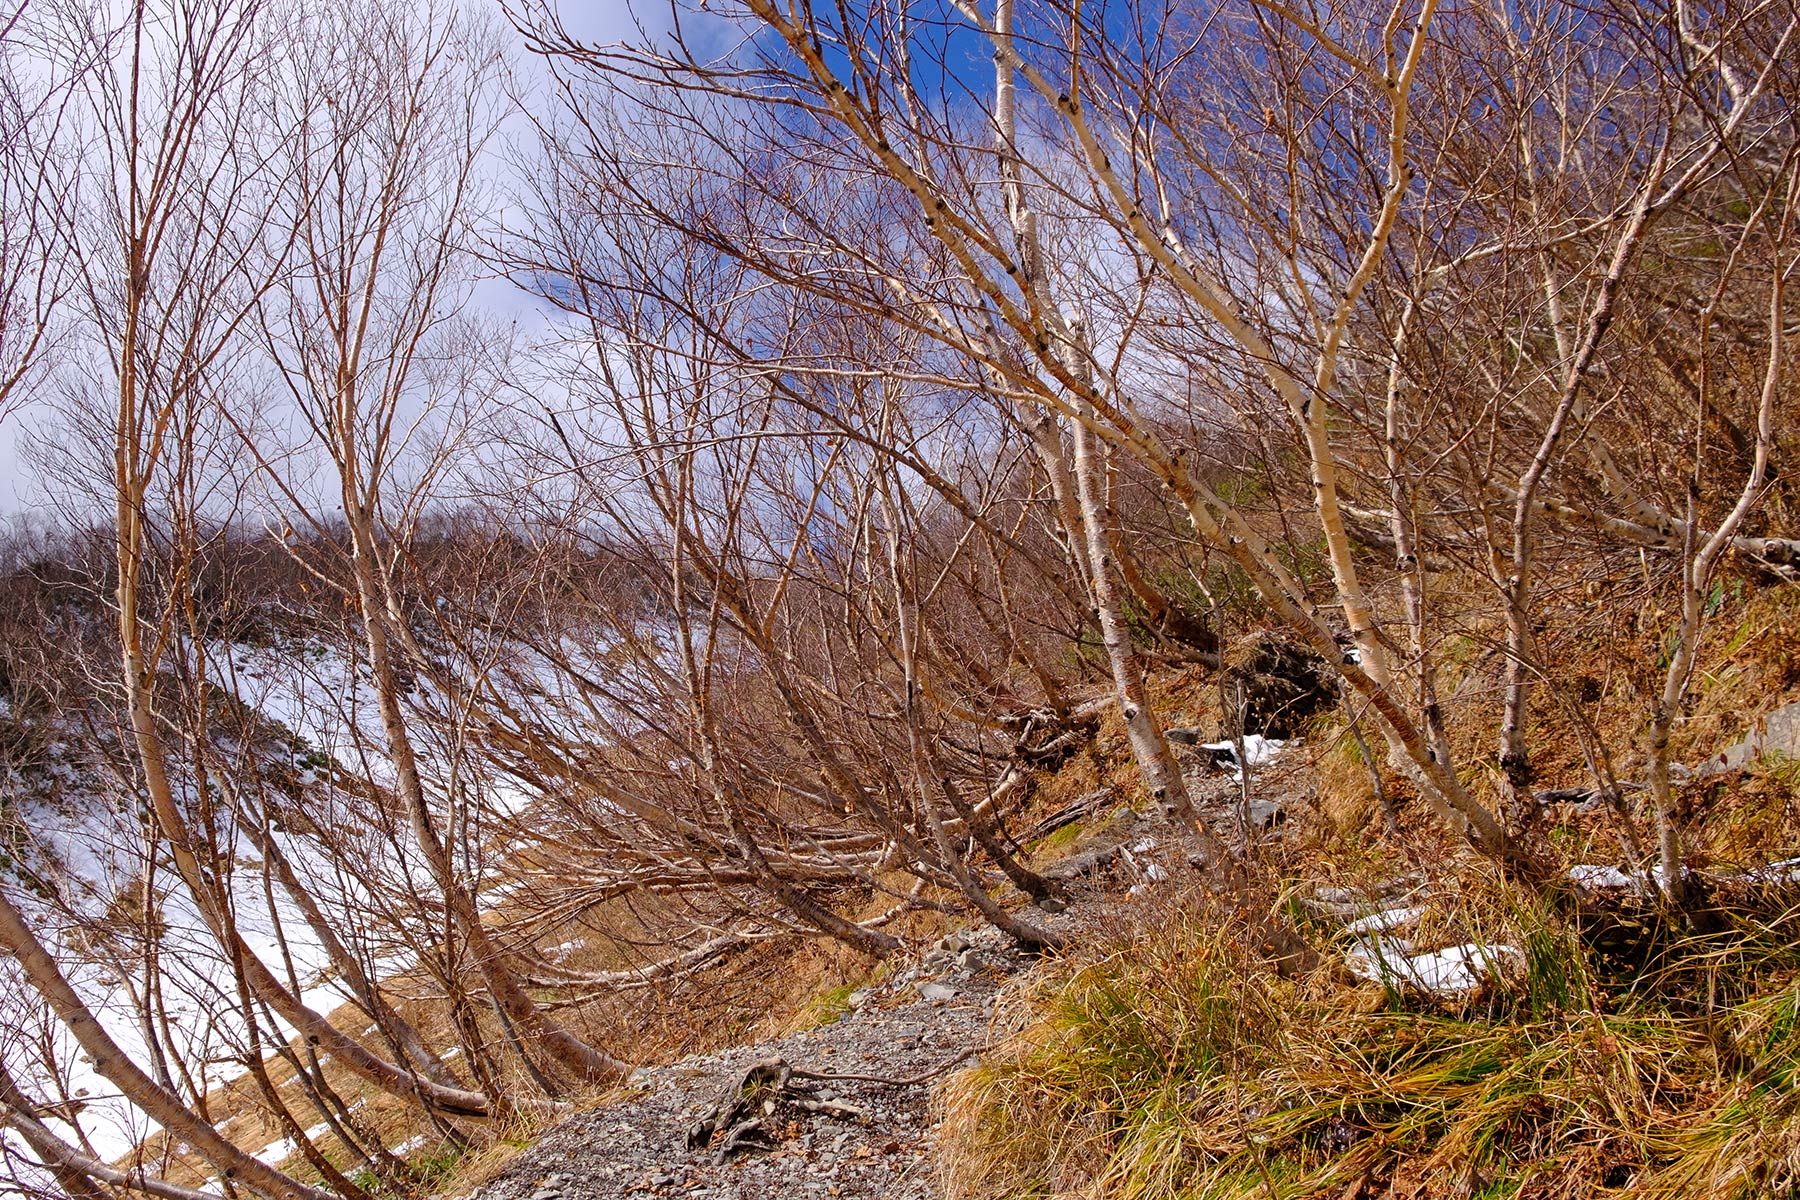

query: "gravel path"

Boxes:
[469, 754, 1293, 1200]
[468, 922, 1041, 1200]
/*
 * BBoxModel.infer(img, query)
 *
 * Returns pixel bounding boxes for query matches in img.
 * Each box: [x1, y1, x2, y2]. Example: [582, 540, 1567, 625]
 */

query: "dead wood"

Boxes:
[684, 1055, 872, 1164]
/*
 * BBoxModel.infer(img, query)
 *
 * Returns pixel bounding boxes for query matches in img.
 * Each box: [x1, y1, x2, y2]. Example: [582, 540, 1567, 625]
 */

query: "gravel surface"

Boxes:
[468, 922, 1039, 1200]
[468, 752, 1300, 1200]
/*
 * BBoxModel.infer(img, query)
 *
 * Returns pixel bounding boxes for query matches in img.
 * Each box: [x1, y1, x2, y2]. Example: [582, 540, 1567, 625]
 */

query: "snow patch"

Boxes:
[1569, 864, 1649, 893]
[545, 938, 587, 962]
[1200, 735, 1290, 779]
[1745, 857, 1800, 884]
[1346, 934, 1522, 995]
[1342, 906, 1425, 937]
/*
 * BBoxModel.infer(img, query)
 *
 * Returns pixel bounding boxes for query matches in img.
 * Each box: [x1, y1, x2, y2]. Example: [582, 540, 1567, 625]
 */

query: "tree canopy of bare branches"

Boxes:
[0, 0, 1794, 1194]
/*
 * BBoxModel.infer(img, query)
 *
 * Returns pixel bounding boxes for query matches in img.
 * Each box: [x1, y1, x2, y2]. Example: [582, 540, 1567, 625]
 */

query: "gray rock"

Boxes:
[919, 981, 956, 1003]
[1247, 798, 1284, 828]
[1700, 700, 1800, 776]
[938, 932, 970, 954]
[1533, 786, 1609, 811]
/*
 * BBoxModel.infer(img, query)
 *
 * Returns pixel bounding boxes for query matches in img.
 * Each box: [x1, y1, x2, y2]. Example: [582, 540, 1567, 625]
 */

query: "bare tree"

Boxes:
[246, 0, 626, 1087]
[0, 1, 73, 421]
[1, 3, 529, 1192]
[516, 0, 1798, 896]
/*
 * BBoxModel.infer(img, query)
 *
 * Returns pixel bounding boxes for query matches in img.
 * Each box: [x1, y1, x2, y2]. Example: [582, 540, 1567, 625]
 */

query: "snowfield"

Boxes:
[3, 635, 539, 1164]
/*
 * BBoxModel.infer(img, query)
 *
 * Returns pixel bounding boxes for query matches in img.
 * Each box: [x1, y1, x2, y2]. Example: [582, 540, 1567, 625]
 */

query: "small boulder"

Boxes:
[1247, 798, 1284, 829]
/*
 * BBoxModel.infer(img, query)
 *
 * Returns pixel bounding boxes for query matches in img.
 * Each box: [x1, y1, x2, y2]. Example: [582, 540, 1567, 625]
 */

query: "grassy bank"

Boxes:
[939, 876, 1800, 1199]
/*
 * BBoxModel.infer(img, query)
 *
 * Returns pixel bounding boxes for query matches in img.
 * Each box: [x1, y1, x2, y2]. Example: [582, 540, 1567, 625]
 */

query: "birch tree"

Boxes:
[517, 0, 1800, 895]
[238, 0, 627, 1088]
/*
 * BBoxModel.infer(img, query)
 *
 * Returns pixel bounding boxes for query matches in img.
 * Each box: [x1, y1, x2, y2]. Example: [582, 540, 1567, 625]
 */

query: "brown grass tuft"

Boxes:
[936, 869, 1800, 1200]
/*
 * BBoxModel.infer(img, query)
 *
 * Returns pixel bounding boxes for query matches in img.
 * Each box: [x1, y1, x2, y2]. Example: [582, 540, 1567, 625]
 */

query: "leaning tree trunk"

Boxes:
[114, 482, 493, 1118]
[0, 892, 333, 1200]
[238, 808, 466, 1089]
[342, 499, 628, 1088]
[1070, 414, 1217, 848]
[993, 0, 1222, 863]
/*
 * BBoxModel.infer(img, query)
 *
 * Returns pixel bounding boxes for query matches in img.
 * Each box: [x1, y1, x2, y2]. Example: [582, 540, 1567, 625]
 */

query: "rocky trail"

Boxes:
[468, 920, 1044, 1200]
[467, 747, 1297, 1200]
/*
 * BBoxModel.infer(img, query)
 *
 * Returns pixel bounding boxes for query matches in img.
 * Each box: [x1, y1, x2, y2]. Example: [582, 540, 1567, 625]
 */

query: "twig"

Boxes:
[787, 1049, 976, 1087]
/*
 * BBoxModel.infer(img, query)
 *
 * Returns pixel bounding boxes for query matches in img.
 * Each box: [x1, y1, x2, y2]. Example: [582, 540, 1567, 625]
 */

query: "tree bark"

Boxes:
[0, 892, 333, 1200]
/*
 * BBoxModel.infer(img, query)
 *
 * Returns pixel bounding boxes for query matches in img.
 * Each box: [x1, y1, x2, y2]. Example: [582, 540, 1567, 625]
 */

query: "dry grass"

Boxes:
[116, 572, 1800, 1197]
[1304, 714, 1383, 838]
[937, 873, 1800, 1200]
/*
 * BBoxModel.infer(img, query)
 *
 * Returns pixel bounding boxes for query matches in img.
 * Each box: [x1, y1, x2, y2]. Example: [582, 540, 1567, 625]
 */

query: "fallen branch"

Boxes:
[1040, 841, 1125, 881]
[685, 1056, 871, 1164]
[788, 1049, 976, 1087]
[1019, 788, 1115, 844]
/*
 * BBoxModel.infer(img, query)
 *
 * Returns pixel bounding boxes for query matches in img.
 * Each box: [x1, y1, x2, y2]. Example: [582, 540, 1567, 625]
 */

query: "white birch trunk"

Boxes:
[0, 892, 332, 1200]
